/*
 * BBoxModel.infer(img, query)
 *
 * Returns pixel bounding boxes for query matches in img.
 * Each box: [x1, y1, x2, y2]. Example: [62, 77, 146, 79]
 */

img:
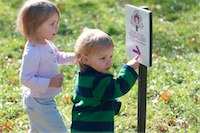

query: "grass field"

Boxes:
[0, 0, 199, 132]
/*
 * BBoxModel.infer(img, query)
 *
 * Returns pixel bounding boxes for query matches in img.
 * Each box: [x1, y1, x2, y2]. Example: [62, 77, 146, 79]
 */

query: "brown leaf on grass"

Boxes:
[156, 125, 167, 132]
[162, 92, 169, 101]
[182, 122, 189, 129]
[176, 117, 189, 129]
[64, 97, 71, 104]
[167, 119, 176, 126]
[8, 78, 17, 85]
[0, 122, 13, 131]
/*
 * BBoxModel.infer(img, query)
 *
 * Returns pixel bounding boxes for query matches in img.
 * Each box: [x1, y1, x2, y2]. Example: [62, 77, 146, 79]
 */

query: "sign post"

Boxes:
[138, 64, 147, 132]
[125, 4, 152, 132]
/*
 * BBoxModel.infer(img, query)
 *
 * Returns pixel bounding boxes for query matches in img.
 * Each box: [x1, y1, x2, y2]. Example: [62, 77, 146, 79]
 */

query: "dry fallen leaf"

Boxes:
[64, 97, 71, 103]
[162, 92, 169, 101]
[168, 119, 176, 126]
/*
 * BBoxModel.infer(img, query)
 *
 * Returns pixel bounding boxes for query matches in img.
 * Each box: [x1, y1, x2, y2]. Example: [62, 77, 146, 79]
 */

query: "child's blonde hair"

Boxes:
[75, 28, 114, 71]
[16, 0, 60, 44]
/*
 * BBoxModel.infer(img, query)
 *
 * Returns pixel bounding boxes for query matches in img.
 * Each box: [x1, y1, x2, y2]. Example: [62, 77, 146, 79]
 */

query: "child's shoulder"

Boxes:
[25, 41, 38, 50]
[23, 41, 41, 56]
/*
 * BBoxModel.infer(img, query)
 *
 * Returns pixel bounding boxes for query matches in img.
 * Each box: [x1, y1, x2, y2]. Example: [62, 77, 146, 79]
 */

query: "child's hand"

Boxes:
[126, 55, 140, 69]
[48, 74, 64, 88]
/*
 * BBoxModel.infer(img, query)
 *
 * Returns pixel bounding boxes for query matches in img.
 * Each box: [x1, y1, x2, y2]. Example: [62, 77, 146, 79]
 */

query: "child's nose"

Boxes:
[106, 59, 112, 66]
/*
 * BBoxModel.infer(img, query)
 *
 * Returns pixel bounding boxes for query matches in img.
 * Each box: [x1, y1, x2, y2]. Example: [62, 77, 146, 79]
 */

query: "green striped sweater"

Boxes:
[71, 64, 138, 132]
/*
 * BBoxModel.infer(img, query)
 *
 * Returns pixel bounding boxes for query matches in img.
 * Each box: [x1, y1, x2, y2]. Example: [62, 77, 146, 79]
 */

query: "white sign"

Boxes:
[125, 4, 152, 67]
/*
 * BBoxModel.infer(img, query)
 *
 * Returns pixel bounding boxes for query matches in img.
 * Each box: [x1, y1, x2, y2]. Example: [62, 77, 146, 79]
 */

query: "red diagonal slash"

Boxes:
[133, 45, 141, 60]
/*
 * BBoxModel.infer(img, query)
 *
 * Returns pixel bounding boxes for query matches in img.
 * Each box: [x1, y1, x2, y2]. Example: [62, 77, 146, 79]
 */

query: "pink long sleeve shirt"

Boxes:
[20, 40, 75, 98]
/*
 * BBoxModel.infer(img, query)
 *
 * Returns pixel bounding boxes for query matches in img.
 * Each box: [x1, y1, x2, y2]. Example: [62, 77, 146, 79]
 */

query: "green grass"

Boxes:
[0, 0, 199, 132]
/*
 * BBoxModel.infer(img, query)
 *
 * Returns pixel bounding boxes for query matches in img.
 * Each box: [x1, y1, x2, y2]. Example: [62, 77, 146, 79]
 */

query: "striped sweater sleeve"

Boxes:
[93, 64, 138, 100]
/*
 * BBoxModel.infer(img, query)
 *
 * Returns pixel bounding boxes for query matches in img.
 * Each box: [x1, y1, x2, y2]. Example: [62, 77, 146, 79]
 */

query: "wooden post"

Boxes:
[137, 64, 147, 132]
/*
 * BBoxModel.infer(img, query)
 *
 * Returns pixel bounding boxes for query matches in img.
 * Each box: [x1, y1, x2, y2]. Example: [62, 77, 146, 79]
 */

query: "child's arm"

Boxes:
[50, 41, 76, 65]
[20, 47, 50, 93]
[93, 60, 138, 100]
[110, 55, 139, 98]
[56, 51, 76, 65]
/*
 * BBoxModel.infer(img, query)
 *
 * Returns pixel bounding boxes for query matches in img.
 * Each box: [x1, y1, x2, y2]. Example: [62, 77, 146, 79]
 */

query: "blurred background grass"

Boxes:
[0, 0, 199, 132]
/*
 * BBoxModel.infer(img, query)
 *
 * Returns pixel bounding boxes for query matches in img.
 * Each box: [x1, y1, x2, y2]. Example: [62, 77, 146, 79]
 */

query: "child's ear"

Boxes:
[81, 54, 89, 65]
